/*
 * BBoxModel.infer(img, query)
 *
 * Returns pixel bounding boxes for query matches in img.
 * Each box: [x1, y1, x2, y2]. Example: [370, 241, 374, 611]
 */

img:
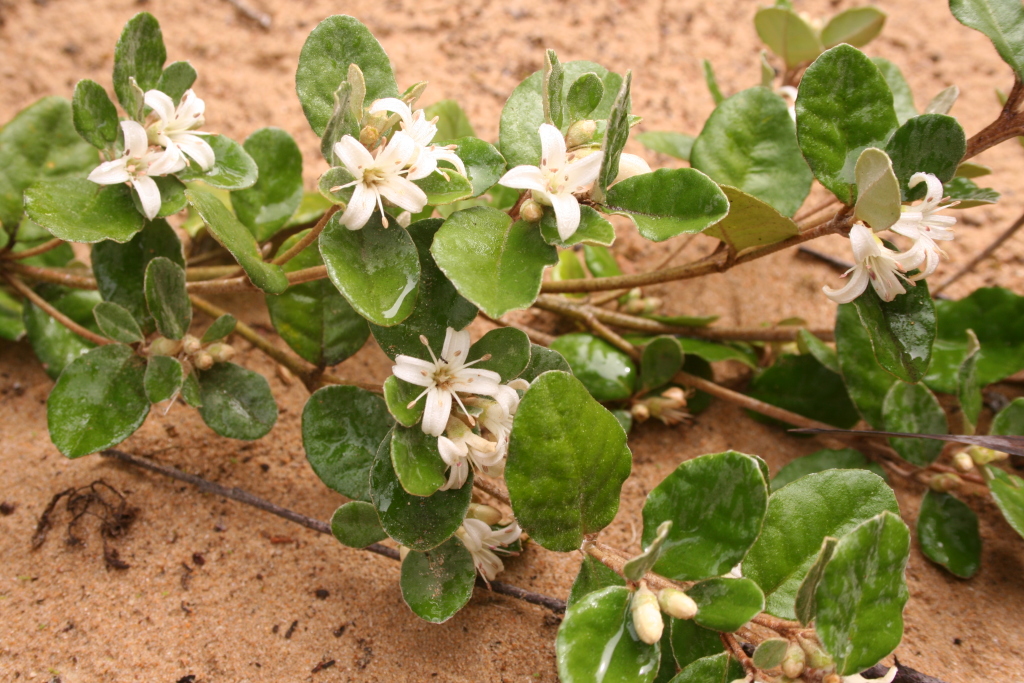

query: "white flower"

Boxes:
[823, 224, 911, 304]
[331, 131, 429, 230]
[613, 153, 652, 185]
[87, 120, 186, 220]
[844, 667, 897, 683]
[144, 89, 215, 171]
[498, 123, 604, 241]
[889, 172, 957, 281]
[369, 98, 467, 180]
[391, 327, 503, 436]
[437, 417, 502, 490]
[457, 517, 521, 582]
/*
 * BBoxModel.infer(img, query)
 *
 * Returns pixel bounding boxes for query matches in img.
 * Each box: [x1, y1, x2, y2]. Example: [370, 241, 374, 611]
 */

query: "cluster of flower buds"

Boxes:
[631, 581, 699, 645]
[631, 387, 692, 426]
[148, 333, 235, 372]
[619, 287, 663, 316]
[953, 445, 1009, 473]
[929, 471, 963, 493]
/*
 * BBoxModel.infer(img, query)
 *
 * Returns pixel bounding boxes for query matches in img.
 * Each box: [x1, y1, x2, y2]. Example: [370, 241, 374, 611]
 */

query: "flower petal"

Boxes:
[909, 172, 944, 205]
[562, 151, 604, 192]
[377, 175, 429, 213]
[146, 146, 187, 176]
[498, 165, 546, 192]
[88, 159, 131, 185]
[392, 356, 436, 386]
[133, 175, 162, 220]
[340, 182, 377, 230]
[369, 97, 414, 127]
[823, 266, 869, 304]
[334, 136, 374, 176]
[144, 89, 176, 124]
[121, 120, 150, 159]
[848, 223, 880, 262]
[176, 90, 206, 127]
[549, 190, 582, 241]
[431, 147, 467, 176]
[442, 327, 472, 364]
[613, 153, 651, 185]
[378, 130, 418, 169]
[538, 123, 567, 172]
[421, 387, 452, 436]
[174, 134, 216, 170]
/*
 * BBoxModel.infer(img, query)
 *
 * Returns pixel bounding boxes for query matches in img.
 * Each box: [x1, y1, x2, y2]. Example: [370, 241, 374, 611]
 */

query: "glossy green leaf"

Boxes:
[689, 578, 765, 632]
[596, 72, 632, 197]
[552, 249, 587, 288]
[744, 469, 899, 619]
[567, 555, 626, 608]
[795, 45, 899, 204]
[991, 397, 1024, 436]
[320, 81, 358, 165]
[624, 520, 673, 581]
[985, 465, 1024, 539]
[197, 362, 277, 440]
[755, 7, 823, 68]
[331, 501, 387, 548]
[704, 186, 799, 252]
[431, 206, 556, 318]
[639, 336, 684, 393]
[794, 536, 838, 625]
[438, 137, 506, 198]
[643, 451, 768, 581]
[155, 61, 197, 104]
[175, 135, 258, 190]
[391, 425, 447, 497]
[47, 344, 149, 458]
[955, 161, 992, 178]
[821, 7, 886, 48]
[23, 286, 101, 379]
[797, 329, 840, 374]
[958, 329, 982, 434]
[296, 15, 399, 136]
[25, 180, 143, 243]
[185, 188, 288, 294]
[670, 652, 744, 683]
[93, 301, 143, 344]
[556, 586, 660, 683]
[370, 436, 472, 551]
[540, 205, 616, 247]
[144, 354, 184, 404]
[636, 131, 694, 161]
[549, 333, 636, 401]
[180, 369, 201, 408]
[885, 114, 966, 198]
[506, 371, 631, 552]
[144, 257, 190, 340]
[401, 536, 477, 623]
[942, 176, 1000, 208]
[10, 219, 75, 268]
[112, 12, 166, 114]
[815, 511, 910, 675]
[950, 0, 1024, 78]
[520, 344, 572, 383]
[424, 100, 475, 141]
[383, 376, 426, 428]
[582, 243, 623, 278]
[691, 87, 812, 217]
[544, 50, 565, 129]
[465, 327, 531, 382]
[918, 490, 981, 578]
[414, 170, 474, 206]
[752, 639, 790, 669]
[853, 148, 901, 231]
[0, 96, 99, 230]
[871, 58, 917, 125]
[748, 354, 860, 428]
[567, 72, 604, 122]
[677, 338, 755, 368]
[72, 80, 119, 149]
[302, 385, 393, 502]
[230, 128, 304, 241]
[200, 314, 236, 344]
[603, 169, 730, 242]
[849, 277, 936, 384]
[772, 448, 886, 491]
[835, 302, 895, 427]
[670, 619, 726, 671]
[882, 381, 948, 466]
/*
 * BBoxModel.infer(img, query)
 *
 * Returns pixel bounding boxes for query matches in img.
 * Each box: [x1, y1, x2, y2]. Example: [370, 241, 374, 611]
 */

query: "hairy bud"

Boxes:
[467, 503, 503, 526]
[565, 119, 598, 149]
[520, 199, 544, 223]
[182, 335, 202, 356]
[968, 445, 1008, 465]
[623, 297, 661, 315]
[657, 588, 697, 620]
[148, 337, 183, 357]
[359, 125, 381, 148]
[952, 450, 975, 473]
[194, 351, 214, 371]
[929, 472, 962, 493]
[796, 635, 833, 669]
[631, 403, 651, 422]
[822, 674, 841, 683]
[661, 387, 686, 402]
[207, 343, 236, 364]
[631, 582, 663, 645]
[782, 642, 806, 679]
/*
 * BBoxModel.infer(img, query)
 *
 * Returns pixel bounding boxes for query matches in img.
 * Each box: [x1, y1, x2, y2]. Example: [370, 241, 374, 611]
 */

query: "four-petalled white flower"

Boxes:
[369, 98, 467, 180]
[498, 123, 604, 241]
[391, 327, 503, 437]
[823, 223, 911, 304]
[437, 417, 503, 491]
[87, 120, 186, 220]
[144, 89, 215, 171]
[889, 172, 958, 281]
[457, 517, 522, 582]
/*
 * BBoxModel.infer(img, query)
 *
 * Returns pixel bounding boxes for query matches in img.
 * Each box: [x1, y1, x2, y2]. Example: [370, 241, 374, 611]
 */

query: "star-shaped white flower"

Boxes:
[332, 131, 429, 230]
[456, 517, 522, 582]
[498, 123, 604, 241]
[823, 223, 911, 304]
[369, 98, 467, 180]
[890, 172, 958, 281]
[437, 417, 502, 490]
[87, 120, 186, 220]
[391, 327, 503, 436]
[144, 89, 215, 171]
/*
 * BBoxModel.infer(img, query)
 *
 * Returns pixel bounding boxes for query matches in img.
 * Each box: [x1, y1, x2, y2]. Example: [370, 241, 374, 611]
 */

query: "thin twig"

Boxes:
[4, 262, 98, 289]
[185, 265, 329, 294]
[3, 273, 110, 346]
[489, 315, 556, 346]
[0, 238, 65, 261]
[473, 475, 512, 506]
[223, 0, 272, 29]
[272, 206, 339, 267]
[933, 210, 1024, 295]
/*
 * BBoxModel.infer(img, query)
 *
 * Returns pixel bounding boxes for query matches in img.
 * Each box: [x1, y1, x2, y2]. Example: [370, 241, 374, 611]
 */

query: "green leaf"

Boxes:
[10, 219, 74, 267]
[549, 333, 636, 401]
[603, 168, 730, 242]
[544, 50, 566, 129]
[624, 520, 673, 581]
[144, 257, 191, 340]
[520, 344, 572, 382]
[567, 555, 626, 608]
[917, 490, 981, 578]
[849, 278, 936, 384]
[925, 85, 960, 116]
[540, 205, 616, 247]
[567, 73, 605, 122]
[506, 371, 631, 551]
[181, 369, 201, 408]
[185, 188, 289, 294]
[883, 379, 949, 465]
[129, 175, 186, 219]
[465, 327, 531, 382]
[950, 0, 1024, 79]
[596, 72, 632, 197]
[642, 451, 768, 581]
[391, 425, 447, 497]
[636, 131, 694, 161]
[797, 329, 840, 374]
[320, 211, 421, 326]
[670, 619, 726, 670]
[383, 376, 426, 428]
[23, 286, 101, 379]
[112, 12, 166, 114]
[702, 59, 724, 105]
[0, 96, 99, 230]
[689, 578, 765, 632]
[835, 302, 896, 427]
[197, 362, 277, 440]
[871, 58, 918, 125]
[230, 128, 304, 241]
[24, 180, 143, 243]
[992, 397, 1024, 436]
[755, 7, 823, 68]
[144, 354, 185, 404]
[885, 114, 966, 199]
[72, 80, 119, 149]
[267, 230, 369, 366]
[370, 435, 472, 551]
[320, 81, 358, 165]
[302, 385, 393, 502]
[295, 15, 399, 136]
[582, 243, 622, 278]
[93, 302, 143, 344]
[795, 45, 899, 204]
[853, 148, 901, 231]
[958, 329, 982, 434]
[821, 7, 887, 48]
[670, 652, 744, 683]
[500, 61, 622, 168]
[556, 586, 660, 683]
[794, 536, 838, 625]
[155, 61, 197, 104]
[401, 536, 477, 623]
[47, 344, 149, 458]
[691, 87, 812, 217]
[752, 639, 790, 670]
[815, 511, 910, 675]
[431, 206, 557, 318]
[639, 336, 684, 393]
[175, 135, 258, 190]
[955, 161, 992, 178]
[423, 100, 475, 141]
[92, 218, 183, 334]
[200, 314, 236, 344]
[744, 470, 899, 619]
[0, 289, 25, 341]
[772, 448, 886, 491]
[984, 465, 1024, 539]
[438, 137, 506, 198]
[331, 501, 387, 548]
[414, 170, 473, 205]
[748, 354, 860, 428]
[552, 249, 586, 287]
[703, 186, 799, 253]
[677, 338, 755, 368]
[942, 176, 1000, 208]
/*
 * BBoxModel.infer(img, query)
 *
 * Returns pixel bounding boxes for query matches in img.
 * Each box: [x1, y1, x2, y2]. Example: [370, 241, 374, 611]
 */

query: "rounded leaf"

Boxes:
[882, 381, 948, 466]
[144, 355, 185, 404]
[331, 501, 388, 548]
[690, 577, 766, 632]
[549, 332, 636, 401]
[400, 536, 477, 623]
[231, 127, 304, 241]
[23, 286, 101, 379]
[144, 256, 191, 341]
[917, 490, 981, 579]
[197, 362, 277, 440]
[772, 448, 886, 491]
[603, 168, 729, 242]
[25, 180, 144, 244]
[175, 134, 258, 190]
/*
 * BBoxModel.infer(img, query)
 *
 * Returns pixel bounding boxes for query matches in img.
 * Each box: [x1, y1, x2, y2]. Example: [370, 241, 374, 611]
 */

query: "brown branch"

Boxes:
[584, 541, 690, 591]
[487, 315, 557, 346]
[0, 238, 65, 261]
[793, 195, 840, 224]
[271, 206, 339, 267]
[3, 273, 110, 346]
[473, 475, 511, 506]
[933, 209, 1024, 295]
[964, 76, 1024, 160]
[186, 265, 329, 294]
[535, 295, 640, 359]
[4, 262, 98, 289]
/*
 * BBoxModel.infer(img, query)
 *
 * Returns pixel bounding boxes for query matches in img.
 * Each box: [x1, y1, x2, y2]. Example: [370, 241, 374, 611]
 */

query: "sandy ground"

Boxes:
[1, 0, 1024, 681]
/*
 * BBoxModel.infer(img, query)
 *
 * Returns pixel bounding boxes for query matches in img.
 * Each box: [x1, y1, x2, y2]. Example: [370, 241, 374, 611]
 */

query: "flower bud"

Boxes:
[565, 119, 598, 149]
[148, 337, 183, 357]
[520, 199, 545, 223]
[952, 450, 975, 473]
[623, 298, 649, 315]
[359, 125, 381, 148]
[631, 403, 651, 422]
[182, 335, 202, 356]
[630, 582, 663, 645]
[622, 287, 643, 303]
[194, 351, 214, 371]
[661, 387, 686, 402]
[796, 635, 833, 669]
[657, 588, 697, 620]
[781, 642, 806, 679]
[467, 503, 503, 526]
[207, 342, 236, 364]
[968, 445, 1008, 465]
[822, 674, 841, 683]
[929, 472, 962, 493]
